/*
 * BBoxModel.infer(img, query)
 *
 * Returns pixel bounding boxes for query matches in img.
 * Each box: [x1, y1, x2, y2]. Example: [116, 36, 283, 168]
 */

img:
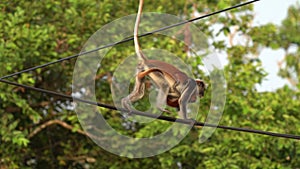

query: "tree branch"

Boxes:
[28, 119, 107, 141]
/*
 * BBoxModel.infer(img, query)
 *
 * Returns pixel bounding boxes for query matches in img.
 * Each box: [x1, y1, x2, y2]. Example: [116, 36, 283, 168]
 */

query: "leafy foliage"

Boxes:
[0, 0, 299, 168]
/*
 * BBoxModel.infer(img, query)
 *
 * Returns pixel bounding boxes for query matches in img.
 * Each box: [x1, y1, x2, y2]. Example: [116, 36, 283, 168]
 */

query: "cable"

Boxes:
[1, 78, 299, 140]
[2, 0, 298, 140]
[0, 0, 260, 80]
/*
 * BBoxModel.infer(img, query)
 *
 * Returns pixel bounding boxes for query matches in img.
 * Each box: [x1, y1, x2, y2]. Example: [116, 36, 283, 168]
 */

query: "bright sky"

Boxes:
[253, 0, 299, 91]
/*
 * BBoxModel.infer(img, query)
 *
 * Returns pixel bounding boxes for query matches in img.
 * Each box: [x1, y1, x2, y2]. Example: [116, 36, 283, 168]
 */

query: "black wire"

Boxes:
[1, 0, 298, 140]
[0, 0, 260, 80]
[1, 79, 299, 140]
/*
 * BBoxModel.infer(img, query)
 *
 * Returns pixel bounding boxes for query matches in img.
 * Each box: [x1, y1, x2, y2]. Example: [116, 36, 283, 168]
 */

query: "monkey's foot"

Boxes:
[124, 107, 134, 116]
[120, 108, 133, 119]
[126, 110, 133, 116]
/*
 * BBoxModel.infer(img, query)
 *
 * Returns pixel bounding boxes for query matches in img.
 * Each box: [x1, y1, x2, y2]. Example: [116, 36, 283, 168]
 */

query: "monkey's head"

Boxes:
[195, 79, 206, 98]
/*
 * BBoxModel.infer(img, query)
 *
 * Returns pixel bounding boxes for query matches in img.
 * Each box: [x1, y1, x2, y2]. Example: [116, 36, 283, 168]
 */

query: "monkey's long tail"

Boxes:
[134, 0, 147, 62]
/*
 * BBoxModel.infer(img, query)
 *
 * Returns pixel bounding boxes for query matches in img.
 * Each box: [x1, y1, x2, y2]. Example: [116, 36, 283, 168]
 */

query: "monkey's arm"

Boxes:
[177, 79, 198, 119]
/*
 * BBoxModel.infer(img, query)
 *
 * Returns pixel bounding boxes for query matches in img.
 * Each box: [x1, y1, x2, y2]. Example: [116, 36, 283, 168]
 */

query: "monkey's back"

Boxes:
[145, 60, 189, 82]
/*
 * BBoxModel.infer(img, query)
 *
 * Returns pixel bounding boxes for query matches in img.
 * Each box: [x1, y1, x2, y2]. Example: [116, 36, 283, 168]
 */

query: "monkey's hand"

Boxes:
[157, 107, 172, 114]
[187, 118, 197, 126]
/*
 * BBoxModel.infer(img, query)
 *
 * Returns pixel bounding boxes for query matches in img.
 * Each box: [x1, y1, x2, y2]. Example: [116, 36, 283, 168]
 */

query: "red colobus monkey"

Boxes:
[121, 0, 205, 119]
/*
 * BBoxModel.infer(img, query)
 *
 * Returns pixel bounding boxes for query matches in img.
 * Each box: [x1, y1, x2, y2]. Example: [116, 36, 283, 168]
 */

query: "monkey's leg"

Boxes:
[172, 72, 188, 97]
[172, 80, 180, 95]
[155, 81, 172, 113]
[126, 68, 163, 104]
[139, 69, 171, 113]
[121, 73, 146, 112]
[121, 68, 167, 113]
[178, 79, 197, 119]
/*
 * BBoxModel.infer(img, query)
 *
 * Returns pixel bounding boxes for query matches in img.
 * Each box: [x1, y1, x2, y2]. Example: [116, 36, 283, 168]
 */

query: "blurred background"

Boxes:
[0, 0, 299, 168]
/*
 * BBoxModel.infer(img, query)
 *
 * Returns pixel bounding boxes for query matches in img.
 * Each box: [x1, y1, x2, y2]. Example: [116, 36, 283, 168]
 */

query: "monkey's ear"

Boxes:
[195, 79, 206, 88]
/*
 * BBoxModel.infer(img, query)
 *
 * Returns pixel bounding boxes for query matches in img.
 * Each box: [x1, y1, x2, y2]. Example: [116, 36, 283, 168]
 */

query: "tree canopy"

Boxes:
[0, 0, 299, 168]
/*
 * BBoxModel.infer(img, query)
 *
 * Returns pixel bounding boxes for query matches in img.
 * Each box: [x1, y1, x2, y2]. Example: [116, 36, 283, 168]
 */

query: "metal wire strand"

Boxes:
[1, 78, 299, 140]
[5, 0, 297, 140]
[0, 0, 260, 80]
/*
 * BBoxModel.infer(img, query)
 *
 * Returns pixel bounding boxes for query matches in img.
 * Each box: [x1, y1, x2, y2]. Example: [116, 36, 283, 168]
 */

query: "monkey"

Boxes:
[121, 0, 206, 119]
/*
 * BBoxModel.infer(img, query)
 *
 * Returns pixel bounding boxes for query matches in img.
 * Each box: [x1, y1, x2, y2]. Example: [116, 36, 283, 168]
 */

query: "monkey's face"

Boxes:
[195, 79, 206, 98]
